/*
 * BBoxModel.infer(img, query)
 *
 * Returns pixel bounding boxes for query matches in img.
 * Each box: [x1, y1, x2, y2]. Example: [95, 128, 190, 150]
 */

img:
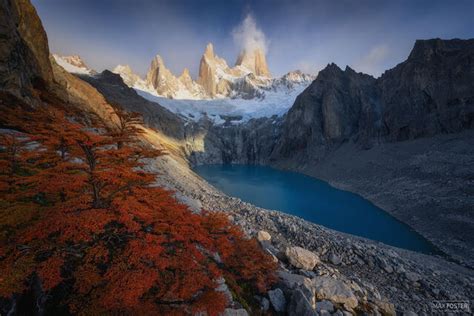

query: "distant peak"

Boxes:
[180, 67, 191, 78]
[152, 54, 165, 66]
[53, 54, 95, 75]
[54, 54, 88, 69]
[320, 63, 343, 75]
[344, 65, 356, 73]
[113, 64, 133, 73]
[235, 47, 270, 77]
[204, 43, 214, 59]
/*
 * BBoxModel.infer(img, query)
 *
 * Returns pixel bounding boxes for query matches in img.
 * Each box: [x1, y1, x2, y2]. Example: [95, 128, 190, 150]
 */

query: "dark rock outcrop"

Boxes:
[379, 39, 474, 141]
[0, 0, 53, 98]
[272, 39, 474, 162]
[188, 116, 283, 165]
[272, 64, 379, 163]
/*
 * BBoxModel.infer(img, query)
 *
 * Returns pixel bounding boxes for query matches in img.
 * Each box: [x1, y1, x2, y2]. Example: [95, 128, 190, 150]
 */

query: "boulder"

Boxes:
[328, 252, 342, 265]
[405, 272, 421, 282]
[257, 230, 271, 242]
[311, 276, 358, 310]
[268, 288, 286, 312]
[376, 257, 393, 273]
[277, 271, 311, 289]
[315, 300, 335, 313]
[260, 297, 270, 311]
[287, 289, 317, 316]
[285, 246, 320, 270]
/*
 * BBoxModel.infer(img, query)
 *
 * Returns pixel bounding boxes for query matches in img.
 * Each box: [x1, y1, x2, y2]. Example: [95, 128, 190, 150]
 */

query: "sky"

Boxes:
[32, 0, 474, 78]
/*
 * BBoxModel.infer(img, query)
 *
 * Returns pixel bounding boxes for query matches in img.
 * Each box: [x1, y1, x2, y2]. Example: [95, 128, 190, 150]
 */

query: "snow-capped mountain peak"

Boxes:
[55, 43, 315, 104]
[53, 54, 96, 75]
[235, 47, 270, 77]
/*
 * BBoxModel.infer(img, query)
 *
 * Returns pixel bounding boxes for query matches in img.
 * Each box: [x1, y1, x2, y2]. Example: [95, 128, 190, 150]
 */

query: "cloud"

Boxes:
[354, 44, 390, 76]
[232, 14, 268, 54]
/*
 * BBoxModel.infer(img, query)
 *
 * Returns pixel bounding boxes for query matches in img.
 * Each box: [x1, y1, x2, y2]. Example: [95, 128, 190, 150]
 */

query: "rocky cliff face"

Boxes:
[197, 43, 234, 97]
[0, 0, 53, 98]
[271, 39, 474, 163]
[379, 38, 474, 141]
[146, 55, 181, 98]
[272, 65, 379, 162]
[235, 47, 270, 77]
[187, 116, 283, 165]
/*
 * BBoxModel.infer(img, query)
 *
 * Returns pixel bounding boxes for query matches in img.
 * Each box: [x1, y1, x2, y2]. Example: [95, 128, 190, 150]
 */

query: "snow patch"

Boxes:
[135, 80, 309, 125]
[53, 54, 95, 75]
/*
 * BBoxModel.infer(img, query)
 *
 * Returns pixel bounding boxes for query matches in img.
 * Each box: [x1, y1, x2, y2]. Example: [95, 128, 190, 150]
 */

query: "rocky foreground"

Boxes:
[148, 155, 474, 315]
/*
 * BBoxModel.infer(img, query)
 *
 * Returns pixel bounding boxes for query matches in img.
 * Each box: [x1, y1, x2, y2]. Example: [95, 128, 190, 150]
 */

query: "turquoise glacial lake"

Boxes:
[194, 164, 438, 254]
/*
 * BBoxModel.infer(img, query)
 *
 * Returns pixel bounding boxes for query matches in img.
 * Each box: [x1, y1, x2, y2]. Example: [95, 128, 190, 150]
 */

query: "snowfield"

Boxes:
[135, 83, 308, 125]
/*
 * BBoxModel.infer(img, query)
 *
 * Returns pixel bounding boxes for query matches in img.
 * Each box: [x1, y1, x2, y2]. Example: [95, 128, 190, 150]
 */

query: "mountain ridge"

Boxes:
[52, 42, 315, 101]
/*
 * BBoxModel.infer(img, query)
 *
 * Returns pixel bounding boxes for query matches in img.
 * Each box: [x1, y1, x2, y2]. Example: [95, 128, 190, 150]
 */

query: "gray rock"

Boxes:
[311, 276, 358, 310]
[222, 308, 248, 316]
[268, 288, 286, 312]
[405, 272, 422, 282]
[285, 246, 320, 270]
[377, 258, 393, 273]
[287, 289, 317, 316]
[395, 264, 406, 274]
[278, 271, 310, 289]
[260, 297, 270, 311]
[328, 252, 342, 265]
[216, 277, 233, 304]
[315, 300, 334, 313]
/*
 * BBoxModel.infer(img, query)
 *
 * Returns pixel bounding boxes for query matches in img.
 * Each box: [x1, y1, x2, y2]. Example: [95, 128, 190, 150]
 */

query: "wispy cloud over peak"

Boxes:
[232, 14, 268, 54]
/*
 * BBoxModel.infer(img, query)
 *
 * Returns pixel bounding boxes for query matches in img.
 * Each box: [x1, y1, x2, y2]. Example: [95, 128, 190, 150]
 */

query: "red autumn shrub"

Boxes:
[0, 104, 276, 315]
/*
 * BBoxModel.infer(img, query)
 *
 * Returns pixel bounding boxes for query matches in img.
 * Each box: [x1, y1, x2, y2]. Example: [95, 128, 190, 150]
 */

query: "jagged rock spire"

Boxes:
[235, 47, 270, 77]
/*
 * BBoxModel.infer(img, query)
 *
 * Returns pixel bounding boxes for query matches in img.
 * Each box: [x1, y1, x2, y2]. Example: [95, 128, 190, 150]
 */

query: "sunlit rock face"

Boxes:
[0, 0, 53, 98]
[146, 55, 180, 98]
[197, 43, 235, 97]
[235, 47, 270, 77]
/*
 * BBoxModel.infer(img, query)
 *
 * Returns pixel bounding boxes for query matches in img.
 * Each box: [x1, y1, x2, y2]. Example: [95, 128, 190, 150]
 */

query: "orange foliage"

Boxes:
[0, 103, 276, 315]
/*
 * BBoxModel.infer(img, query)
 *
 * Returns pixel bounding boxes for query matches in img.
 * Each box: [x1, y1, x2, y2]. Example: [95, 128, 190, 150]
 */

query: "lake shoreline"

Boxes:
[149, 154, 474, 314]
[194, 164, 439, 255]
